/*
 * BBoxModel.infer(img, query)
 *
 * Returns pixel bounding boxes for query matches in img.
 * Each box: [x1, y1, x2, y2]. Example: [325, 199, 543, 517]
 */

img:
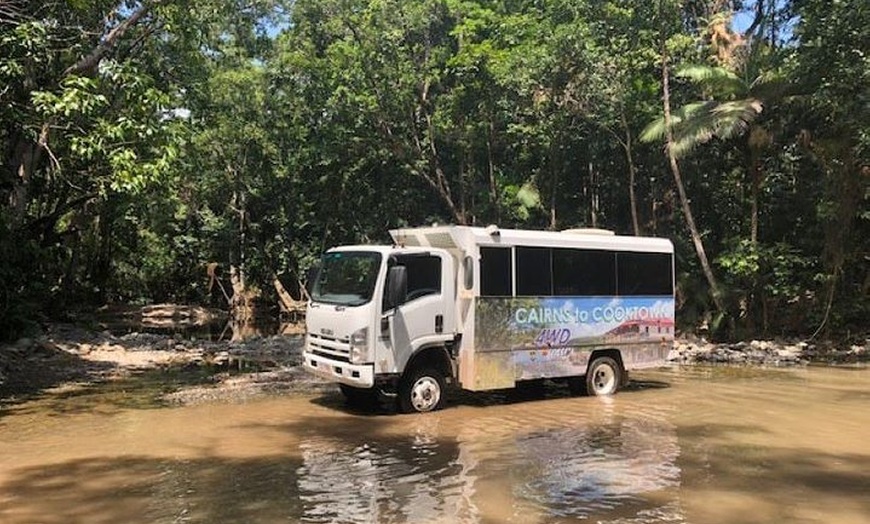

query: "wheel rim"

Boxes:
[410, 376, 441, 412]
[591, 363, 617, 394]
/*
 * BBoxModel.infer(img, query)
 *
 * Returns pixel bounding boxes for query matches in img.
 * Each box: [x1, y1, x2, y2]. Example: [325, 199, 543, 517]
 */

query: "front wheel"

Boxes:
[584, 356, 622, 396]
[398, 367, 445, 413]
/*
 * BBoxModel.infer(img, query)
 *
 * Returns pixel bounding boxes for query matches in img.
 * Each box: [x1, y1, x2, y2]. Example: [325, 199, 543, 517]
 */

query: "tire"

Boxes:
[584, 356, 622, 396]
[398, 367, 445, 413]
[339, 384, 379, 407]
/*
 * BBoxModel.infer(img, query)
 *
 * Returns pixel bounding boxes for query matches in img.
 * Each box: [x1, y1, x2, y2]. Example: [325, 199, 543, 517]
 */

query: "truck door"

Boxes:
[379, 253, 452, 373]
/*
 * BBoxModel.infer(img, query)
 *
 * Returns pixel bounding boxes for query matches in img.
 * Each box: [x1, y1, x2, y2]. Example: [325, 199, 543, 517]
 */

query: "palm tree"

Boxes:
[642, 59, 785, 245]
[652, 52, 727, 314]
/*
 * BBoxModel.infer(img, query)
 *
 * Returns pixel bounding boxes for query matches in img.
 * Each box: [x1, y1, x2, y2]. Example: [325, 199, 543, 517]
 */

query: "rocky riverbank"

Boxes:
[668, 337, 869, 366]
[0, 323, 329, 405]
[2, 324, 867, 406]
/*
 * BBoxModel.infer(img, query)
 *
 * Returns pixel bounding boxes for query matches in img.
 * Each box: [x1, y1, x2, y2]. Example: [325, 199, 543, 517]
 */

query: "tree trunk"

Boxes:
[487, 118, 500, 223]
[588, 162, 599, 228]
[9, 131, 47, 225]
[64, 3, 153, 77]
[407, 85, 466, 225]
[274, 275, 306, 322]
[406, 120, 466, 225]
[660, 32, 725, 313]
[750, 155, 761, 245]
[230, 265, 251, 323]
[549, 144, 559, 230]
[550, 169, 558, 230]
[621, 108, 641, 236]
[459, 153, 468, 224]
[95, 198, 116, 303]
[234, 181, 247, 290]
[226, 161, 250, 323]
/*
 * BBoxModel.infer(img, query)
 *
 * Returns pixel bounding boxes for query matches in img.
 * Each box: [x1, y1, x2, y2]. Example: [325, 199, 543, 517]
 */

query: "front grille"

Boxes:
[311, 349, 350, 363]
[308, 332, 351, 362]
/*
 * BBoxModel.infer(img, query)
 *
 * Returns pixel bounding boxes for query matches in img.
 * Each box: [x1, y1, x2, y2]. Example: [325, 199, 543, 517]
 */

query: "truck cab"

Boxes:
[304, 245, 457, 412]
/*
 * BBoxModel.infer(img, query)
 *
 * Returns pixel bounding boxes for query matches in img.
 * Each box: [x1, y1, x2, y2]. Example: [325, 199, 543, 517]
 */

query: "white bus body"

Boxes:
[303, 226, 674, 412]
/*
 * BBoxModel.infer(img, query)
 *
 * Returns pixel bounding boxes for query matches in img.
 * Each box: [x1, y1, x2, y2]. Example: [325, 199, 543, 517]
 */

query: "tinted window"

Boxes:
[516, 247, 552, 296]
[617, 252, 673, 295]
[395, 254, 441, 302]
[481, 247, 512, 296]
[552, 249, 616, 296]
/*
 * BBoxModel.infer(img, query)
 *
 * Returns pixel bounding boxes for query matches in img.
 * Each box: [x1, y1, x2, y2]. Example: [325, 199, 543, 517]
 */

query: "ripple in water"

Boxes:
[296, 436, 475, 523]
[294, 398, 681, 523]
[511, 418, 681, 520]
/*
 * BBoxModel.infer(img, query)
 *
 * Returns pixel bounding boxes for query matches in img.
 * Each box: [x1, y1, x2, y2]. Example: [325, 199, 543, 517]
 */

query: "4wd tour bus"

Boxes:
[303, 225, 674, 413]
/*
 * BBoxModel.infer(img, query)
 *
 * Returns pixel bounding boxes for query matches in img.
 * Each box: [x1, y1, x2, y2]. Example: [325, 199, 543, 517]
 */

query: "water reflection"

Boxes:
[512, 419, 681, 520]
[293, 400, 681, 523]
[296, 428, 476, 523]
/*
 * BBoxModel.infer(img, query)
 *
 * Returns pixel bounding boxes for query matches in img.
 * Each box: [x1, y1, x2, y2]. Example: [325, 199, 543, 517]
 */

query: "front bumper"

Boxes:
[302, 352, 375, 388]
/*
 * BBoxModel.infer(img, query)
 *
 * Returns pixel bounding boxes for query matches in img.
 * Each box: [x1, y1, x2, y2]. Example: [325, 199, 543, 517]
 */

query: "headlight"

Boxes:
[349, 327, 370, 363]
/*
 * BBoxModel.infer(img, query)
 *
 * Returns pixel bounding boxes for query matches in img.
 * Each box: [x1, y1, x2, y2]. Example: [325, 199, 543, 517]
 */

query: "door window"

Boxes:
[394, 254, 442, 303]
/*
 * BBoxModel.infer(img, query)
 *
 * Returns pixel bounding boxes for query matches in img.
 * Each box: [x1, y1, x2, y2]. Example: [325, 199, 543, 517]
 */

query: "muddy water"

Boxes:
[1, 366, 868, 524]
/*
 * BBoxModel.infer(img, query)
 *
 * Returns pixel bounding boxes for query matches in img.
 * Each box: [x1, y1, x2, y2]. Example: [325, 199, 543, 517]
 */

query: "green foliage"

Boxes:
[717, 240, 815, 299]
[1, 0, 867, 342]
[0, 222, 45, 338]
[640, 62, 776, 158]
[676, 65, 746, 96]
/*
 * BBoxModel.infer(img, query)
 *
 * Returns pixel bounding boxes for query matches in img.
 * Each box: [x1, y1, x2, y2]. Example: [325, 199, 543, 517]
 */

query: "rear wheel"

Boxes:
[584, 356, 622, 396]
[398, 367, 445, 413]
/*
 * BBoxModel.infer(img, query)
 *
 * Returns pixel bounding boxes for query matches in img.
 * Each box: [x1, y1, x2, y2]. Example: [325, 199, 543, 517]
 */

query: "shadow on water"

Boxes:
[0, 454, 311, 524]
[676, 424, 870, 523]
[0, 364, 246, 419]
[0, 349, 116, 417]
[624, 379, 672, 391]
[307, 376, 673, 418]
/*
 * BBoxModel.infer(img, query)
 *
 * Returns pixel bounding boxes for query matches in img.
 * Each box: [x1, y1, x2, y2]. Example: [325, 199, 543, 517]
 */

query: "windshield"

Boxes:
[312, 251, 382, 306]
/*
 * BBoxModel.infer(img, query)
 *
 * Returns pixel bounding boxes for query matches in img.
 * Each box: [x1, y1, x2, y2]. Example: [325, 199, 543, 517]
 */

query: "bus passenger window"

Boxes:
[516, 247, 551, 296]
[616, 252, 673, 296]
[552, 249, 616, 296]
[481, 247, 512, 296]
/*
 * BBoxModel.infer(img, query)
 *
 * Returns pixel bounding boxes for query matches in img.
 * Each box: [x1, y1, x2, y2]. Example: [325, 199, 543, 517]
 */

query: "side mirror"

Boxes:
[384, 265, 407, 311]
[463, 255, 474, 290]
[305, 264, 320, 297]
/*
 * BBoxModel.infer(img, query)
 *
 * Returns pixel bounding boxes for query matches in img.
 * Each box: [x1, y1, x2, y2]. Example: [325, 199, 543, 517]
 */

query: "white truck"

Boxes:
[302, 225, 675, 413]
